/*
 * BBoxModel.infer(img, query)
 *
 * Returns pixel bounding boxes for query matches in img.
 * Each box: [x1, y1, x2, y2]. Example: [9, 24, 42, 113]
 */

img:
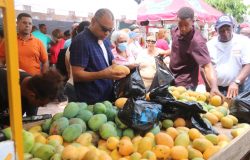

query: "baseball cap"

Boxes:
[215, 15, 234, 30]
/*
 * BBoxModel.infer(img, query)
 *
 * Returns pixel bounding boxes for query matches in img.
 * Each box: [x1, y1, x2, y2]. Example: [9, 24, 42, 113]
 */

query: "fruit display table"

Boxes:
[211, 125, 250, 160]
[20, 119, 250, 160]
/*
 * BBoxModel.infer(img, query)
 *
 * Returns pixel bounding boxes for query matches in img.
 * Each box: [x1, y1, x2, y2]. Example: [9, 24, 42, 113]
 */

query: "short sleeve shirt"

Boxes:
[70, 28, 114, 104]
[170, 27, 211, 89]
[32, 30, 51, 50]
[112, 48, 136, 65]
[156, 39, 169, 50]
[207, 33, 250, 86]
[0, 35, 48, 75]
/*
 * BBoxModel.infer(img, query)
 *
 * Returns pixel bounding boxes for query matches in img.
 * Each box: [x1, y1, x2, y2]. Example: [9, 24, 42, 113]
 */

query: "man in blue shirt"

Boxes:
[70, 8, 126, 104]
[32, 24, 51, 51]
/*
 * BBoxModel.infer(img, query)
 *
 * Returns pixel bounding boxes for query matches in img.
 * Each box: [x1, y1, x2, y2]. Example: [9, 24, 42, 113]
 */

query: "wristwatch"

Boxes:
[234, 79, 241, 85]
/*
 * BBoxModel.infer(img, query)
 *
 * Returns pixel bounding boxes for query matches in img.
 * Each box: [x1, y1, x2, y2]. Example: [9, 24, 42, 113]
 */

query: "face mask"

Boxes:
[129, 31, 140, 39]
[117, 42, 127, 52]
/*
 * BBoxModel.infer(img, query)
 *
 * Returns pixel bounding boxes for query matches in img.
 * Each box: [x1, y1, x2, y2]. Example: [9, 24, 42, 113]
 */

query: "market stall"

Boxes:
[137, 0, 223, 23]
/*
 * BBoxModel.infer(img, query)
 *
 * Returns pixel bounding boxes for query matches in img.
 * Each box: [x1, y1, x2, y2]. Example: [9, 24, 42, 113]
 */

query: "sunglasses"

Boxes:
[96, 19, 114, 33]
[118, 40, 127, 43]
[146, 40, 156, 44]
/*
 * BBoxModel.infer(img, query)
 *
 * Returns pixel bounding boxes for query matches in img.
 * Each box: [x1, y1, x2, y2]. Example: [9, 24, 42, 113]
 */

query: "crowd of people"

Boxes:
[0, 6, 250, 126]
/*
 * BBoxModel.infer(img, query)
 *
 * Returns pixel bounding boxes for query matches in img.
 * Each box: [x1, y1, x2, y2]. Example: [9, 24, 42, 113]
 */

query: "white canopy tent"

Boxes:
[14, 0, 139, 20]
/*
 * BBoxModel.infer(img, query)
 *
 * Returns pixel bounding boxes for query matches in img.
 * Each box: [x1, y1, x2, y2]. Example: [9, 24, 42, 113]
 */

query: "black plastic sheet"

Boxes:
[230, 91, 250, 123]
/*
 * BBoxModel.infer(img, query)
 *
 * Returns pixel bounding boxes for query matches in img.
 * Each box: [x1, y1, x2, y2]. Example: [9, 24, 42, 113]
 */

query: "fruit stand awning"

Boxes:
[137, 0, 223, 23]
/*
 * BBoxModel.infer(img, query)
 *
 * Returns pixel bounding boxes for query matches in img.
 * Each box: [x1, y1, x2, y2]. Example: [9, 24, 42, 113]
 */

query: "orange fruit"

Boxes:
[172, 90, 180, 99]
[118, 139, 134, 156]
[115, 97, 128, 109]
[174, 118, 186, 127]
[192, 138, 213, 153]
[106, 137, 119, 150]
[166, 127, 179, 140]
[47, 135, 63, 145]
[221, 117, 233, 129]
[176, 86, 187, 94]
[203, 112, 219, 125]
[155, 132, 174, 148]
[217, 134, 230, 142]
[209, 95, 222, 106]
[112, 65, 130, 75]
[188, 128, 202, 141]
[145, 132, 155, 139]
[197, 93, 207, 102]
[203, 146, 220, 160]
[170, 146, 188, 159]
[152, 145, 170, 159]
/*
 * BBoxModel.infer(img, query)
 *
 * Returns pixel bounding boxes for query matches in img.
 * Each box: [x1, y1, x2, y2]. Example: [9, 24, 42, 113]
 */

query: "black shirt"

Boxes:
[0, 69, 38, 121]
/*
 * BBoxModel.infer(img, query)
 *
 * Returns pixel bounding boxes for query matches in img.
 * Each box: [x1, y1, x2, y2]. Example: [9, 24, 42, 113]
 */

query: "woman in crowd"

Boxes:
[111, 30, 137, 68]
[136, 35, 165, 90]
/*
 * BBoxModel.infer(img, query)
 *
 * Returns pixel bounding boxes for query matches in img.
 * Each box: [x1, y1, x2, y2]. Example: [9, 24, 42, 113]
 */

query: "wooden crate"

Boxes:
[211, 127, 250, 160]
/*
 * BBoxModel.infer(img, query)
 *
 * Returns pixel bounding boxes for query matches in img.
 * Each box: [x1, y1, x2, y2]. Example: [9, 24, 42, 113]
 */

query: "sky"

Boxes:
[14, 0, 139, 20]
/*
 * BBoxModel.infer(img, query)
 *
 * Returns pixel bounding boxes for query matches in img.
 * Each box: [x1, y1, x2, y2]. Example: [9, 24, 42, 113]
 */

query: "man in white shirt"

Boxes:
[207, 15, 250, 98]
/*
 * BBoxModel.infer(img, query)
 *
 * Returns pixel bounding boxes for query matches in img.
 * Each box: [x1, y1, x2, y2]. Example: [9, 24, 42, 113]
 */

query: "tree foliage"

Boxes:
[205, 0, 247, 22]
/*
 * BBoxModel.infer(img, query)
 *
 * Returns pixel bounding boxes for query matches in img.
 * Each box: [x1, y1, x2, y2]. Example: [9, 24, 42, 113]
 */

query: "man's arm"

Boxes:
[203, 63, 223, 97]
[41, 61, 49, 74]
[72, 65, 126, 82]
[227, 64, 250, 98]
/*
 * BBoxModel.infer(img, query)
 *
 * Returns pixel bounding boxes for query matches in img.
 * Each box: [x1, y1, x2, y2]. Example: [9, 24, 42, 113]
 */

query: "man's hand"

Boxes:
[210, 86, 224, 100]
[226, 82, 239, 99]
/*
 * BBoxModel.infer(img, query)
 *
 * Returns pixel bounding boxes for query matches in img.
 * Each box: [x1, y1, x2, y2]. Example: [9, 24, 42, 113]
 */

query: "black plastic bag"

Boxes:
[149, 85, 206, 116]
[148, 56, 174, 92]
[118, 98, 162, 133]
[230, 91, 250, 123]
[149, 84, 175, 102]
[191, 114, 218, 135]
[114, 67, 146, 99]
[149, 85, 217, 134]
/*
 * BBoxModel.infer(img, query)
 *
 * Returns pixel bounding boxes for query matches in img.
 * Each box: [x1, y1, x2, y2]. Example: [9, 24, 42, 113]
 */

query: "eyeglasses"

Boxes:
[118, 40, 127, 43]
[95, 18, 114, 33]
[146, 40, 156, 44]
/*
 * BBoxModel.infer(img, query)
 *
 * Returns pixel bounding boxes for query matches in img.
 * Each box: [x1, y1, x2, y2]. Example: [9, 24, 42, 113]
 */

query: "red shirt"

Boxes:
[50, 39, 65, 64]
[169, 27, 211, 89]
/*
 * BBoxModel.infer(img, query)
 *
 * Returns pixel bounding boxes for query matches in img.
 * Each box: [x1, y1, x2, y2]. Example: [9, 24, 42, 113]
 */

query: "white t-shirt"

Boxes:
[207, 33, 250, 86]
[98, 40, 109, 65]
[136, 49, 157, 90]
[128, 41, 143, 59]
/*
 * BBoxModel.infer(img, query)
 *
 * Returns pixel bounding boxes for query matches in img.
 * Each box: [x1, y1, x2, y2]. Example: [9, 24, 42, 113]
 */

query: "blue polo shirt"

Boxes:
[32, 30, 51, 50]
[70, 28, 114, 104]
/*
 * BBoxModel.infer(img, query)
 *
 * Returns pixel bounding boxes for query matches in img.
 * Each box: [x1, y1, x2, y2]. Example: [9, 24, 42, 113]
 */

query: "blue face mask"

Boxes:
[129, 31, 140, 39]
[117, 42, 127, 52]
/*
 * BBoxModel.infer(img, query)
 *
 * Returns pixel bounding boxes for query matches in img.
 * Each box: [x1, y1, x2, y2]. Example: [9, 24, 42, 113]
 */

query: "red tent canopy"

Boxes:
[137, 0, 223, 23]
